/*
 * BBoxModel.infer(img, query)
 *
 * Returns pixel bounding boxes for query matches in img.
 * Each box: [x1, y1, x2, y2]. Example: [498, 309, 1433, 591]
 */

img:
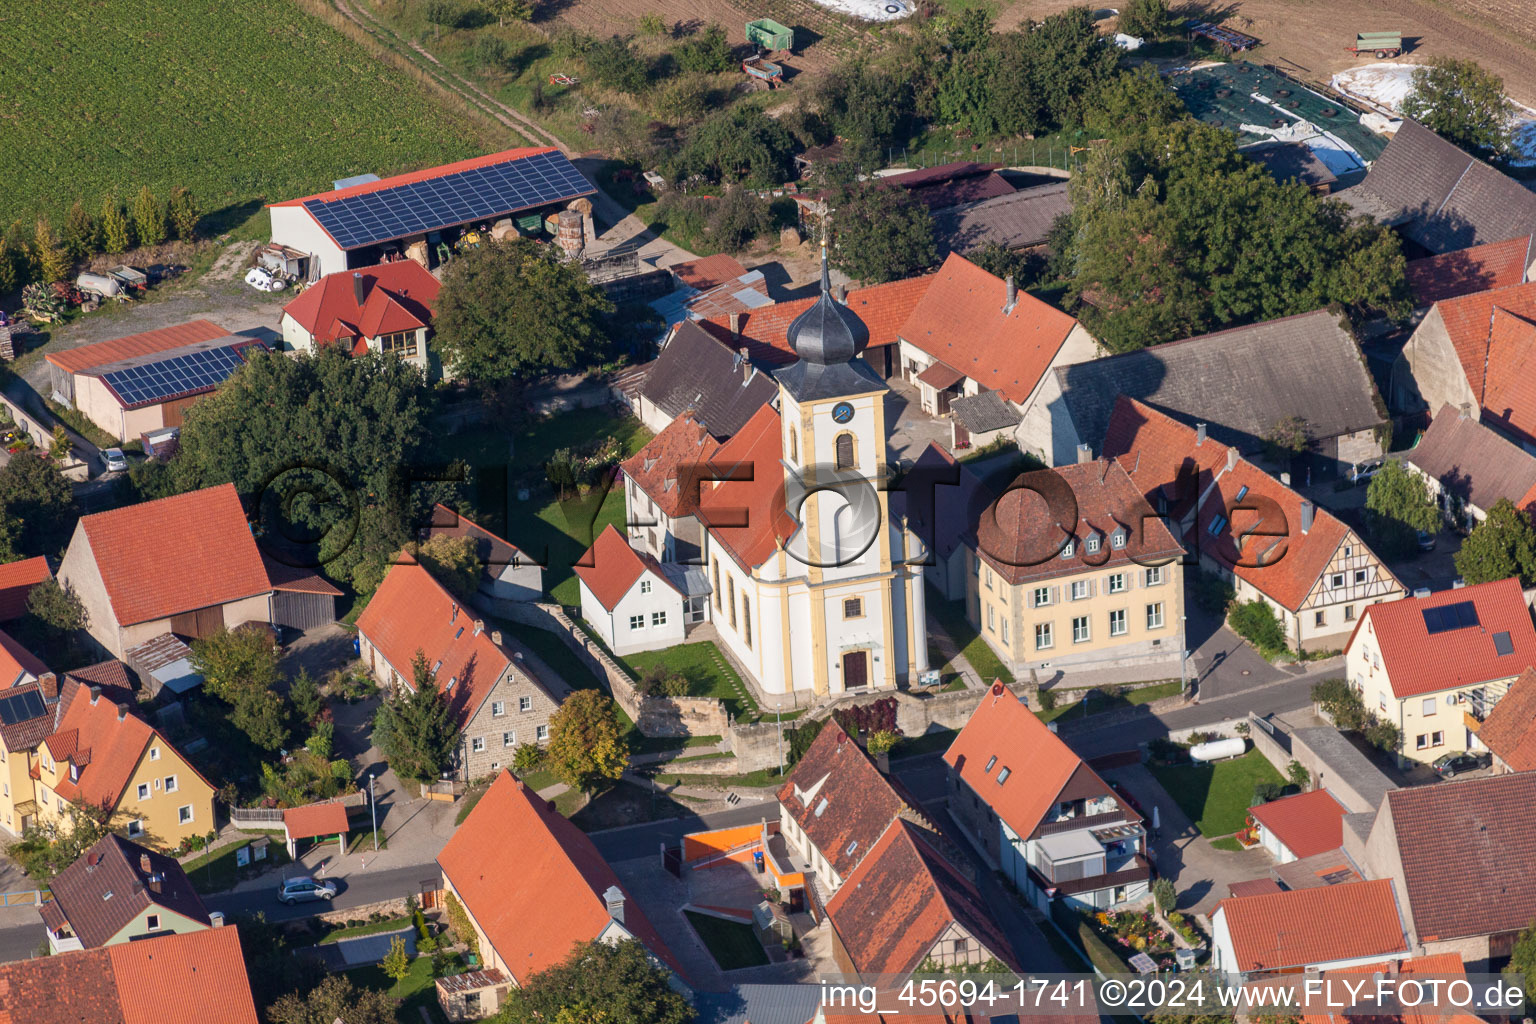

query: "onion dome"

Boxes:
[785, 242, 869, 365]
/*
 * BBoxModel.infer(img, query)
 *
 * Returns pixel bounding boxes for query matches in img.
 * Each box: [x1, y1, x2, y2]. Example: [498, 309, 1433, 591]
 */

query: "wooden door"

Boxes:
[843, 650, 868, 689]
[169, 603, 226, 639]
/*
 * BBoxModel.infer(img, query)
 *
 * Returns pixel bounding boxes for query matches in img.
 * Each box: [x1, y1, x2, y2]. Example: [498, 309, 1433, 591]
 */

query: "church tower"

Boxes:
[769, 242, 926, 694]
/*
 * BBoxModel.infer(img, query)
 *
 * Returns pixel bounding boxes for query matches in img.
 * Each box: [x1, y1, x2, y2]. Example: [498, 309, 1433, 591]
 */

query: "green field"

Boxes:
[0, 0, 499, 228]
[1148, 748, 1285, 838]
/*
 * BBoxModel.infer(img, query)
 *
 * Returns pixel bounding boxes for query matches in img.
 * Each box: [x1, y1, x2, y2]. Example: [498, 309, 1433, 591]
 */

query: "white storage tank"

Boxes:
[1189, 737, 1246, 762]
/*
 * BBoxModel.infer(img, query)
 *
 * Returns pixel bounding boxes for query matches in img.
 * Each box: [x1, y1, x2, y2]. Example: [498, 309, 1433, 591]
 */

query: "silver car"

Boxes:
[277, 875, 337, 905]
[103, 447, 128, 473]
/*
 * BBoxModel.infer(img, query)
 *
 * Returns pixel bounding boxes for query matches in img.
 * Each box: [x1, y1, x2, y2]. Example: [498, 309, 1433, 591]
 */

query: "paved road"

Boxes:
[203, 862, 442, 924]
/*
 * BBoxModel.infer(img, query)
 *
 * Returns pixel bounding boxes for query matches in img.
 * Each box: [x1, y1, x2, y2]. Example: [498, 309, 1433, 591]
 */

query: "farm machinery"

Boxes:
[743, 18, 791, 89]
[1344, 31, 1403, 58]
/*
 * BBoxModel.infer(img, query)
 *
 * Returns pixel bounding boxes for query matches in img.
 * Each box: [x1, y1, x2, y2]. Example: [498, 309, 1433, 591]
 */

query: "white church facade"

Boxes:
[580, 247, 929, 703]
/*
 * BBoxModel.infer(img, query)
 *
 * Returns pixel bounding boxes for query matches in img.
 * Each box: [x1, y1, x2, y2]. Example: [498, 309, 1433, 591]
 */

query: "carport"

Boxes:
[282, 802, 349, 860]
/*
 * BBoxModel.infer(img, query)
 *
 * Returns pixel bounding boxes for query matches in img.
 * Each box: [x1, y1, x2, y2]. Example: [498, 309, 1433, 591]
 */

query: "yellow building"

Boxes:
[31, 677, 215, 850]
[1345, 577, 1536, 765]
[967, 459, 1187, 679]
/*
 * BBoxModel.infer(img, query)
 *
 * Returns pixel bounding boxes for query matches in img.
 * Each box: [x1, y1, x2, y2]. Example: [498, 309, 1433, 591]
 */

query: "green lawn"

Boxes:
[3, 0, 493, 230]
[1209, 837, 1245, 852]
[930, 598, 1015, 686]
[316, 916, 413, 945]
[1148, 748, 1284, 838]
[1038, 680, 1184, 724]
[507, 487, 628, 607]
[617, 642, 759, 720]
[684, 911, 770, 970]
[349, 956, 445, 1023]
[652, 766, 786, 788]
[181, 837, 290, 894]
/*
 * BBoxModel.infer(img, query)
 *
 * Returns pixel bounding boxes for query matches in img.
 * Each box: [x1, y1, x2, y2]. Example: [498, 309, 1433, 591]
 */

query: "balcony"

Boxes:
[1043, 854, 1152, 898]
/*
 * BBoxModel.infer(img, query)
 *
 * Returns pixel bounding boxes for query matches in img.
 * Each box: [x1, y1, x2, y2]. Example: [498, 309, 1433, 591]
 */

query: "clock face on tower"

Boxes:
[831, 402, 855, 424]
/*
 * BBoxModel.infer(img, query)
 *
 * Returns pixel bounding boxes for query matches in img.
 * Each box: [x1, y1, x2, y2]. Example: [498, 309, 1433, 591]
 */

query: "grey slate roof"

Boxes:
[1404, 404, 1536, 512]
[773, 356, 888, 403]
[1333, 119, 1536, 254]
[694, 984, 823, 1024]
[1054, 309, 1385, 455]
[932, 181, 1072, 256]
[638, 320, 778, 440]
[950, 388, 1021, 434]
[1243, 141, 1338, 190]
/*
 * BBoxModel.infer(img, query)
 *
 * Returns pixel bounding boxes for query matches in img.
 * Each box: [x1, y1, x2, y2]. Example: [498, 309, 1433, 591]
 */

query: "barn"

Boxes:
[267, 147, 598, 278]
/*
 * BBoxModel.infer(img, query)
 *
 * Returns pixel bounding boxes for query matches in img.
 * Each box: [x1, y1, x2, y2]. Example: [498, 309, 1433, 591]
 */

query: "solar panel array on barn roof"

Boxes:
[97, 340, 266, 409]
[301, 149, 595, 251]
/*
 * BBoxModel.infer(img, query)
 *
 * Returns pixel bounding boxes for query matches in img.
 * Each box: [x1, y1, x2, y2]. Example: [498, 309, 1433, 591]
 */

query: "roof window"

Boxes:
[814, 798, 829, 818]
[984, 755, 997, 774]
[997, 767, 1011, 785]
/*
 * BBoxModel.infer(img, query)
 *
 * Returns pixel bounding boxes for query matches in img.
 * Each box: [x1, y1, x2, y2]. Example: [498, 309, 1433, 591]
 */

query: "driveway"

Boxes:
[885, 378, 951, 464]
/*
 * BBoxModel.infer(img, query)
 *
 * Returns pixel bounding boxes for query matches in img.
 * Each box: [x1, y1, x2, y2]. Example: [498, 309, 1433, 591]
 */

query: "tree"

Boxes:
[48, 424, 70, 460]
[1455, 498, 1536, 585]
[669, 106, 798, 187]
[167, 186, 200, 241]
[707, 189, 773, 252]
[0, 450, 77, 556]
[513, 741, 545, 775]
[676, 23, 734, 74]
[1117, 0, 1175, 40]
[1228, 599, 1288, 658]
[968, 242, 1046, 288]
[190, 626, 291, 751]
[382, 935, 411, 995]
[25, 578, 87, 635]
[32, 218, 70, 284]
[482, 0, 533, 26]
[1019, 7, 1121, 131]
[130, 185, 167, 248]
[290, 668, 324, 729]
[1286, 760, 1311, 790]
[433, 238, 614, 383]
[545, 689, 628, 795]
[64, 201, 99, 260]
[11, 801, 119, 879]
[414, 534, 483, 600]
[1365, 459, 1440, 556]
[372, 652, 462, 784]
[829, 181, 937, 284]
[267, 974, 394, 1024]
[100, 193, 132, 254]
[1505, 918, 1536, 1003]
[583, 35, 648, 93]
[815, 61, 915, 172]
[496, 939, 694, 1024]
[1403, 58, 1515, 161]
[1152, 877, 1176, 913]
[1261, 416, 1310, 464]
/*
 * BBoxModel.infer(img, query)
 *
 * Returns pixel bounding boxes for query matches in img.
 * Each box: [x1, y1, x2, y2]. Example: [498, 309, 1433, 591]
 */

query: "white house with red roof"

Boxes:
[1210, 879, 1409, 978]
[267, 147, 596, 277]
[356, 559, 568, 779]
[943, 684, 1148, 911]
[587, 248, 930, 700]
[1105, 397, 1405, 653]
[574, 525, 686, 655]
[1344, 577, 1536, 765]
[280, 261, 440, 373]
[1249, 788, 1349, 864]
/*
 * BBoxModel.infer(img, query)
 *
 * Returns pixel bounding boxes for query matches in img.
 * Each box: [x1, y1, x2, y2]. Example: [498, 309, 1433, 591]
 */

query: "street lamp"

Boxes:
[369, 772, 379, 852]
[775, 702, 784, 777]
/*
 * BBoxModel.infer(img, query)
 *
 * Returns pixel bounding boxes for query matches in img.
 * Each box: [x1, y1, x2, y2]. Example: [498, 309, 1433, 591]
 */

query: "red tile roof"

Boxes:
[974, 459, 1183, 586]
[106, 926, 259, 1024]
[356, 560, 537, 728]
[1430, 281, 1536, 437]
[260, 553, 344, 596]
[0, 557, 50, 621]
[1227, 878, 1284, 899]
[620, 414, 721, 520]
[1214, 879, 1408, 972]
[943, 685, 1128, 837]
[75, 484, 271, 628]
[281, 261, 440, 345]
[1105, 397, 1373, 612]
[1248, 789, 1348, 860]
[696, 404, 795, 570]
[825, 819, 1018, 977]
[1406, 235, 1533, 306]
[669, 254, 749, 291]
[283, 802, 349, 841]
[45, 320, 231, 375]
[45, 678, 206, 812]
[573, 525, 678, 612]
[898, 252, 1082, 403]
[1473, 665, 1536, 770]
[0, 944, 125, 1022]
[700, 275, 935, 364]
[269, 147, 560, 206]
[776, 721, 925, 880]
[0, 629, 45, 688]
[1478, 307, 1536, 443]
[1345, 576, 1535, 698]
[437, 770, 685, 984]
[1386, 771, 1536, 941]
[1300, 953, 1477, 1024]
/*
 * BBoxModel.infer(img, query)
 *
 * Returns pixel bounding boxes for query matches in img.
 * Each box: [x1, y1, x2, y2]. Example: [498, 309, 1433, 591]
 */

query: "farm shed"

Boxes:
[268, 147, 597, 278]
[125, 633, 202, 697]
[931, 181, 1072, 257]
[46, 320, 227, 410]
[262, 555, 341, 632]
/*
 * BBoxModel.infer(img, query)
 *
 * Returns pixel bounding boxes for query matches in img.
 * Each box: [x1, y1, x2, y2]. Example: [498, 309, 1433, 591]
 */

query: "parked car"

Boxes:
[277, 876, 337, 904]
[1432, 751, 1489, 779]
[1351, 459, 1384, 485]
[1417, 530, 1437, 552]
[103, 447, 128, 473]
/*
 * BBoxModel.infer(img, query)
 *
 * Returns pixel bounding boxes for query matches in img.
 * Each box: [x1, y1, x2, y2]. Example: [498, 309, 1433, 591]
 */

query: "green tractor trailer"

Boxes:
[745, 18, 794, 53]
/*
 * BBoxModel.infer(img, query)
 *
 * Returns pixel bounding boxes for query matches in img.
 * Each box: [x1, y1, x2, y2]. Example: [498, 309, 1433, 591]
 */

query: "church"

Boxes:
[577, 246, 930, 703]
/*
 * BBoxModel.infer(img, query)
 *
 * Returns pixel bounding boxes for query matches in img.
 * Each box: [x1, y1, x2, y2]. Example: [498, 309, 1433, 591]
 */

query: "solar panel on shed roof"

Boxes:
[101, 343, 259, 409]
[0, 689, 46, 725]
[303, 149, 595, 250]
[1422, 600, 1479, 634]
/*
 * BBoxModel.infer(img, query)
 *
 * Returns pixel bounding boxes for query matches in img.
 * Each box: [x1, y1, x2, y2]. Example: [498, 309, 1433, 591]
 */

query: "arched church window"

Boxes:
[835, 432, 854, 470]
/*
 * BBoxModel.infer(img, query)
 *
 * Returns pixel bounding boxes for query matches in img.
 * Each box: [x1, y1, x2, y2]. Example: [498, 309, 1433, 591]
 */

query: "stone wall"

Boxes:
[310, 895, 418, 927]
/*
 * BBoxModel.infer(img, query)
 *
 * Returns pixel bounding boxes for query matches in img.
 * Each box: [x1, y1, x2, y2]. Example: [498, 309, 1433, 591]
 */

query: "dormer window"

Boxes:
[1111, 527, 1127, 550]
[69, 764, 79, 783]
[1061, 540, 1074, 559]
[1085, 535, 1100, 554]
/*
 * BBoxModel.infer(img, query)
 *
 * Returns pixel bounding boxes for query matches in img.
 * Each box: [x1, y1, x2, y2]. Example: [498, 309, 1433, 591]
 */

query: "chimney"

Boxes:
[1226, 448, 1238, 472]
[603, 885, 626, 925]
[1280, 472, 1291, 487]
[729, 312, 742, 339]
[1076, 443, 1093, 464]
[139, 853, 151, 874]
[209, 911, 225, 928]
[876, 751, 890, 774]
[37, 673, 57, 699]
[1195, 423, 1207, 446]
[352, 272, 366, 306]
[473, 619, 484, 637]
[1459, 402, 1471, 420]
[89, 686, 102, 705]
[1002, 275, 1018, 316]
[1300, 500, 1315, 535]
[117, 705, 127, 722]
[451, 604, 459, 623]
[740, 347, 752, 384]
[491, 630, 503, 645]
[836, 284, 848, 303]
[148, 874, 162, 895]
